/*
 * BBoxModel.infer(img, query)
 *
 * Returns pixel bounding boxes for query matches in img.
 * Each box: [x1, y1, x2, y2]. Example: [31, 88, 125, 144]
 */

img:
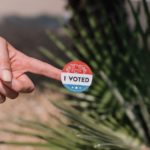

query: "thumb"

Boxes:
[0, 37, 12, 82]
[24, 56, 61, 81]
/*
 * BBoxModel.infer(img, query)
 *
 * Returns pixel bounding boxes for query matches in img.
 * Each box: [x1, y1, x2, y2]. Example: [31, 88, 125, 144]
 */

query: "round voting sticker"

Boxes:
[61, 61, 93, 92]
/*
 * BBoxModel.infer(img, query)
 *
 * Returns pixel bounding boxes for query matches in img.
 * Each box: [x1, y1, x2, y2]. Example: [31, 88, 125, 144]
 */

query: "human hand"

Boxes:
[0, 37, 61, 103]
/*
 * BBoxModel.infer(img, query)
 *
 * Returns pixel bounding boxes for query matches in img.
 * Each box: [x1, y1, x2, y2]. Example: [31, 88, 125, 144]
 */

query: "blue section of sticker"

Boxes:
[64, 84, 89, 93]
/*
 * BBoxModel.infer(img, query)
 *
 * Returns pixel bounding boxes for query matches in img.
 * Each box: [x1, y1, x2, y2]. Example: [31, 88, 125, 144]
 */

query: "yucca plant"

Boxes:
[0, 0, 150, 150]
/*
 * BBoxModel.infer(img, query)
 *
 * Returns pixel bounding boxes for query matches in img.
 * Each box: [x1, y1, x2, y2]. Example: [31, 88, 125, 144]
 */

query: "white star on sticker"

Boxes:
[75, 87, 78, 89]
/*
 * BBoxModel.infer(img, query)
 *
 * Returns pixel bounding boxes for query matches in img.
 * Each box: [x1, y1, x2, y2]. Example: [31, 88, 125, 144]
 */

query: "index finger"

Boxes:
[7, 42, 61, 81]
[26, 57, 61, 81]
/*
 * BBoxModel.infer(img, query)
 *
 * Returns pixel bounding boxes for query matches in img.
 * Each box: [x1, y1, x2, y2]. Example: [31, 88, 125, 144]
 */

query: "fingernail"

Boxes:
[2, 70, 12, 82]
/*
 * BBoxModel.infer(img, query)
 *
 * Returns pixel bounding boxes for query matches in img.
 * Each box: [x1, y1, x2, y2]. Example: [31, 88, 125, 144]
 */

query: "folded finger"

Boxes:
[0, 81, 18, 99]
[11, 74, 35, 93]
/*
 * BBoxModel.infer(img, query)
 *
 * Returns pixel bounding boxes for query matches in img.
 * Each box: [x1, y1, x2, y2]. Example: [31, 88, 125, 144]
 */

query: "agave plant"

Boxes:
[0, 0, 150, 150]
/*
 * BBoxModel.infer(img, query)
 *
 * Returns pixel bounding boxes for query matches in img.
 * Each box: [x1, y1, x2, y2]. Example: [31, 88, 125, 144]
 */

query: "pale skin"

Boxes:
[0, 37, 61, 103]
